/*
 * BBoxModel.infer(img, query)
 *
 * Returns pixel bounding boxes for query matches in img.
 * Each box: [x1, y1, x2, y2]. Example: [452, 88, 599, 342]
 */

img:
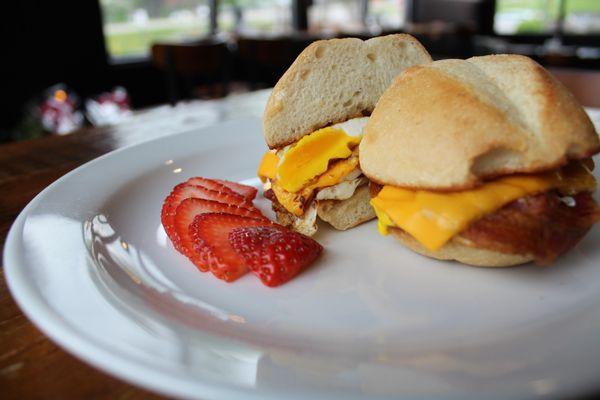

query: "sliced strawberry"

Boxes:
[190, 213, 274, 282]
[186, 177, 241, 198]
[229, 226, 323, 287]
[161, 183, 254, 252]
[175, 198, 266, 271]
[214, 179, 258, 200]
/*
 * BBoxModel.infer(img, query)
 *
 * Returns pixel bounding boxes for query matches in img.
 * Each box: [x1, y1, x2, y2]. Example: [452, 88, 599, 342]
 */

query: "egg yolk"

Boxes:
[257, 151, 279, 182]
[276, 127, 360, 193]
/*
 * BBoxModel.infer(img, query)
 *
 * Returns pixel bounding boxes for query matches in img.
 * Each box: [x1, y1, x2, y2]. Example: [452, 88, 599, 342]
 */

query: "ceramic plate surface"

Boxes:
[5, 117, 600, 400]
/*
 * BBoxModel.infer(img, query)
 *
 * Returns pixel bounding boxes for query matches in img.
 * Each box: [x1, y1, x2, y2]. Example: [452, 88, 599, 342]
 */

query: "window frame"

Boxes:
[99, 0, 310, 64]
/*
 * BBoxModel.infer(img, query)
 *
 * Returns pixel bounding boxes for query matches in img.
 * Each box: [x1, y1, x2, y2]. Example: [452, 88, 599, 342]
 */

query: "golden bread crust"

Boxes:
[390, 228, 533, 267]
[263, 34, 432, 149]
[359, 55, 600, 190]
[316, 184, 376, 230]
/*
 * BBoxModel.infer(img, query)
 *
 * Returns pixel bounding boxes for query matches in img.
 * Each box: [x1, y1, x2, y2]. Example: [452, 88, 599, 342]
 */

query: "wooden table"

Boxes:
[1, 88, 599, 399]
[0, 89, 271, 399]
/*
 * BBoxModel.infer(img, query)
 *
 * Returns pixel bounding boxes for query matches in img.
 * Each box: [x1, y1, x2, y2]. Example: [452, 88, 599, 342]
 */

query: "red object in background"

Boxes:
[97, 86, 130, 109]
[38, 85, 84, 135]
[85, 87, 132, 126]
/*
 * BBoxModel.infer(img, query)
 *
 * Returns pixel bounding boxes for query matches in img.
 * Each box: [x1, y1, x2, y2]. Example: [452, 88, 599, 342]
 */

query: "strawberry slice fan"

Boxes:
[161, 177, 322, 287]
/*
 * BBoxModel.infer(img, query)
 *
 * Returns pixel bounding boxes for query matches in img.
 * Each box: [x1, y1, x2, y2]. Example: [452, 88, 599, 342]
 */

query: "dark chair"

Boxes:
[151, 38, 233, 105]
[409, 0, 495, 35]
[408, 22, 476, 59]
[236, 34, 319, 89]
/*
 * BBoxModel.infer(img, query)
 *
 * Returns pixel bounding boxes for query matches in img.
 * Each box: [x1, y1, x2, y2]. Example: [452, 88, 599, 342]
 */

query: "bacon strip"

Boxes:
[460, 191, 600, 265]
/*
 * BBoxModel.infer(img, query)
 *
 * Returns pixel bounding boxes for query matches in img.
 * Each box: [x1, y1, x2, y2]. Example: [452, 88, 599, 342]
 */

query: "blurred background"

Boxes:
[2, 0, 599, 142]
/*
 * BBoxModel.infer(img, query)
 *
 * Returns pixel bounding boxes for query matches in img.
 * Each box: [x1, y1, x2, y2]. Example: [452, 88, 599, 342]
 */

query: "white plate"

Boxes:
[4, 117, 600, 399]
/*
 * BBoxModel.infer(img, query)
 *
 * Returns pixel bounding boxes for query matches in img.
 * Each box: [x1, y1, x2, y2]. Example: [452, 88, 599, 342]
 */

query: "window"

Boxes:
[495, 0, 600, 35]
[100, 0, 295, 59]
[564, 0, 600, 34]
[100, 0, 211, 59]
[308, 0, 405, 34]
[219, 0, 292, 34]
[309, 0, 364, 33]
[495, 0, 555, 34]
[99, 0, 411, 59]
[367, 0, 406, 30]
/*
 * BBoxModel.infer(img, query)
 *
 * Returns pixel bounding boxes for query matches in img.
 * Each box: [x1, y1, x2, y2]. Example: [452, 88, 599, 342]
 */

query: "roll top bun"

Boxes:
[263, 34, 432, 149]
[360, 54, 600, 190]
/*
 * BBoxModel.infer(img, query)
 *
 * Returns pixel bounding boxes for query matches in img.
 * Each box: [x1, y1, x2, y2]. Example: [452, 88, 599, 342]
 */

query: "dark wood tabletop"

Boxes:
[0, 90, 270, 399]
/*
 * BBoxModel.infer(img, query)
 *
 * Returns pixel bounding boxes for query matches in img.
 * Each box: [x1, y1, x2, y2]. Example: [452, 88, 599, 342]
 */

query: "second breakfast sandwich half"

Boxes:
[258, 34, 432, 235]
[360, 54, 600, 266]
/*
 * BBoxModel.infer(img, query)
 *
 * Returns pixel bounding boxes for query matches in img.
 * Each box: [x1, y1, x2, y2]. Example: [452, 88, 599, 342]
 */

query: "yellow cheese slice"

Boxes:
[371, 162, 596, 251]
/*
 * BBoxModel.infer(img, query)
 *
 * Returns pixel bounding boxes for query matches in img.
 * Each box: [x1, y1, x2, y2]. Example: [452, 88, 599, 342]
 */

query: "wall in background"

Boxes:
[0, 1, 167, 141]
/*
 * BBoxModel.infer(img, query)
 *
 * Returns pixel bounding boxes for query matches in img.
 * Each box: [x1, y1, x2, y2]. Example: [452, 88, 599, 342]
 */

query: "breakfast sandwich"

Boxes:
[258, 34, 432, 235]
[360, 54, 600, 266]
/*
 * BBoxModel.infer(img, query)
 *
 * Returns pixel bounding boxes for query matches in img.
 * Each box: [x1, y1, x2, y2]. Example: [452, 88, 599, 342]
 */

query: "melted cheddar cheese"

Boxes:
[371, 161, 596, 251]
[257, 118, 367, 216]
